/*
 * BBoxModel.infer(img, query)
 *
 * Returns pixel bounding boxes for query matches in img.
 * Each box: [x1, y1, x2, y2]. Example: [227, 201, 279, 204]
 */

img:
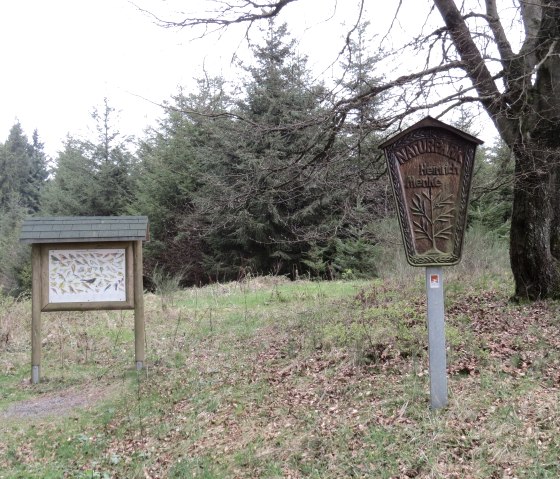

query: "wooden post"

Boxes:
[31, 244, 42, 384]
[133, 240, 145, 370]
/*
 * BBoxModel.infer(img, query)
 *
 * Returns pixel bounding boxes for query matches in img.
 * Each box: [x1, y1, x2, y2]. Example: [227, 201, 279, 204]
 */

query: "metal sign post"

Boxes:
[426, 267, 447, 409]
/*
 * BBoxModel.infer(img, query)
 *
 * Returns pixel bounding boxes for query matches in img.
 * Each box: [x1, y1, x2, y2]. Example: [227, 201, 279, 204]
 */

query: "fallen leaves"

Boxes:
[447, 292, 560, 383]
[4, 280, 560, 478]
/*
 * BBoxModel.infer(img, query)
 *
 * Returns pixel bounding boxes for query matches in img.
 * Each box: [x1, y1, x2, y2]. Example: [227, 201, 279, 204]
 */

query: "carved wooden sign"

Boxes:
[380, 117, 483, 266]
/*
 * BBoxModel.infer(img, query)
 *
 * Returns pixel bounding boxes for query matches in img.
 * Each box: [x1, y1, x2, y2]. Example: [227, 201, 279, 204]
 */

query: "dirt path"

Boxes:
[1, 382, 119, 420]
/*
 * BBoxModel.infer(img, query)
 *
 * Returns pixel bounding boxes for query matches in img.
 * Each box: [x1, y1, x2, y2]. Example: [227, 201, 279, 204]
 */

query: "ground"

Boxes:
[1, 382, 118, 419]
[2, 270, 560, 478]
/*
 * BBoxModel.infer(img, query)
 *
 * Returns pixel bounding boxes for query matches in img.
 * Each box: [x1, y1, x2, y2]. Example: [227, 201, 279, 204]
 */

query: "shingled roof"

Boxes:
[20, 216, 149, 244]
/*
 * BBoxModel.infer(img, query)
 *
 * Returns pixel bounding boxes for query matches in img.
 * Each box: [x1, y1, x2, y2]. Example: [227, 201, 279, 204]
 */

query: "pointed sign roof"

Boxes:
[378, 116, 484, 150]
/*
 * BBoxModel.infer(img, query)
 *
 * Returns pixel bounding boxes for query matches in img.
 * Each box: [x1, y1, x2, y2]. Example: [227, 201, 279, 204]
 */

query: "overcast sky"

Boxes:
[1, 0, 372, 157]
[1, 0, 496, 158]
[1, 0, 204, 156]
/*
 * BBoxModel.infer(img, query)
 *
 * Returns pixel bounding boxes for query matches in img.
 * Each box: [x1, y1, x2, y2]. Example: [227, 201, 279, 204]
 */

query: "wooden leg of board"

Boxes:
[133, 241, 145, 370]
[31, 245, 42, 384]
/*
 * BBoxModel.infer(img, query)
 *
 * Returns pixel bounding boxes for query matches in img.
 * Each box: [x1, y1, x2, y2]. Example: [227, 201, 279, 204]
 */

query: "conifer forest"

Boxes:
[4, 0, 555, 300]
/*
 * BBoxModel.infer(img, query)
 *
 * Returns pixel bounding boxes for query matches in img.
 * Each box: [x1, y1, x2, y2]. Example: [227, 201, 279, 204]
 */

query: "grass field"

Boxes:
[1, 230, 560, 478]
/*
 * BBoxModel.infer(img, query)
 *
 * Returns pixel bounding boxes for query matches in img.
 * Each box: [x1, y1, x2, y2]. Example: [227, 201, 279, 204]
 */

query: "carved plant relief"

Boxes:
[410, 190, 455, 253]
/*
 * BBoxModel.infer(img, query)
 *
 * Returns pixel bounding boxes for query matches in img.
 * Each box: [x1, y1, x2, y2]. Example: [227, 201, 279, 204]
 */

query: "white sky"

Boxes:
[0, 0, 497, 158]
[1, 0, 202, 156]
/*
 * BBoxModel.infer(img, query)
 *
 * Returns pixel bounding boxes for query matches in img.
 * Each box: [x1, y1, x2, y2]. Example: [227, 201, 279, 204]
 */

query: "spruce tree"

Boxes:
[40, 137, 98, 216]
[0, 123, 48, 293]
[42, 99, 136, 216]
[0, 122, 47, 213]
[132, 79, 234, 283]
[200, 21, 332, 278]
[28, 130, 49, 212]
[303, 21, 386, 278]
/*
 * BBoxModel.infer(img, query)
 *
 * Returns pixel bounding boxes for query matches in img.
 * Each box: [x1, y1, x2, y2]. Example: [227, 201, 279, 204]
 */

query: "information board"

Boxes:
[48, 248, 127, 303]
[39, 242, 134, 311]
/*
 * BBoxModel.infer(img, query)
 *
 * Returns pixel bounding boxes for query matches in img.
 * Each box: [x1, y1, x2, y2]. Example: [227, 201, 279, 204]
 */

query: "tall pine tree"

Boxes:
[0, 123, 48, 293]
[199, 21, 334, 278]
[0, 122, 47, 212]
[42, 99, 136, 216]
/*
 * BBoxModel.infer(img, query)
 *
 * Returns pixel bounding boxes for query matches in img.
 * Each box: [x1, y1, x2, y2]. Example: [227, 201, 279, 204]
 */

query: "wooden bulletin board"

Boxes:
[21, 216, 149, 384]
[38, 242, 135, 311]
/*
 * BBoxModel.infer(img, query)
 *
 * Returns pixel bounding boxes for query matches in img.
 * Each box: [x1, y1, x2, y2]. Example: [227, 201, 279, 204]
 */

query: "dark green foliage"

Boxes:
[303, 234, 379, 280]
[131, 85, 223, 284]
[0, 198, 30, 294]
[42, 99, 136, 216]
[41, 138, 100, 216]
[199, 22, 333, 278]
[193, 21, 387, 281]
[469, 140, 513, 238]
[292, 21, 388, 281]
[131, 23, 335, 283]
[28, 130, 49, 212]
[0, 123, 47, 213]
[129, 21, 389, 284]
[0, 123, 48, 294]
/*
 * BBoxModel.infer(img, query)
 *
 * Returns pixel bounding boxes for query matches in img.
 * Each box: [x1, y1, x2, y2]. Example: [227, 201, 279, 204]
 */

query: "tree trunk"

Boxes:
[510, 142, 560, 300]
[551, 163, 560, 261]
[433, 0, 560, 300]
[510, 1, 560, 300]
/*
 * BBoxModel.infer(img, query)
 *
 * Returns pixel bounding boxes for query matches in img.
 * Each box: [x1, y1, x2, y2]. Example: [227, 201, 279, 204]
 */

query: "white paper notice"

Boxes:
[48, 249, 126, 303]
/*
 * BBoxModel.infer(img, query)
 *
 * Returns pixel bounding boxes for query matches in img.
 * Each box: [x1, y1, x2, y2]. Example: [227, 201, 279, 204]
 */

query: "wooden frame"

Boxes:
[38, 242, 135, 311]
[23, 217, 148, 384]
[30, 240, 145, 383]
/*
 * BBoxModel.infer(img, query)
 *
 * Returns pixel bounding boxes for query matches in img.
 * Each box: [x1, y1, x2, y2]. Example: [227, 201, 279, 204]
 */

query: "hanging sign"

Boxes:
[380, 117, 483, 266]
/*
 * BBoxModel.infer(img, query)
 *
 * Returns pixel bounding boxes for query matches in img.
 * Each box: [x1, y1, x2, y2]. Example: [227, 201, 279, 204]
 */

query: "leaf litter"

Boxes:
[2, 281, 560, 477]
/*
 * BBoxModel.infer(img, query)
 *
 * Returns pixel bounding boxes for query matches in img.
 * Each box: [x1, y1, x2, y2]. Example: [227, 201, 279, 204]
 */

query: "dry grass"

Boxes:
[2, 240, 559, 478]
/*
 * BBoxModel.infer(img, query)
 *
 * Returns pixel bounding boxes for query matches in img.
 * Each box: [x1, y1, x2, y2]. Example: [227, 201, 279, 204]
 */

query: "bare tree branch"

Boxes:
[483, 0, 515, 63]
[433, 0, 516, 143]
[140, 0, 300, 31]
